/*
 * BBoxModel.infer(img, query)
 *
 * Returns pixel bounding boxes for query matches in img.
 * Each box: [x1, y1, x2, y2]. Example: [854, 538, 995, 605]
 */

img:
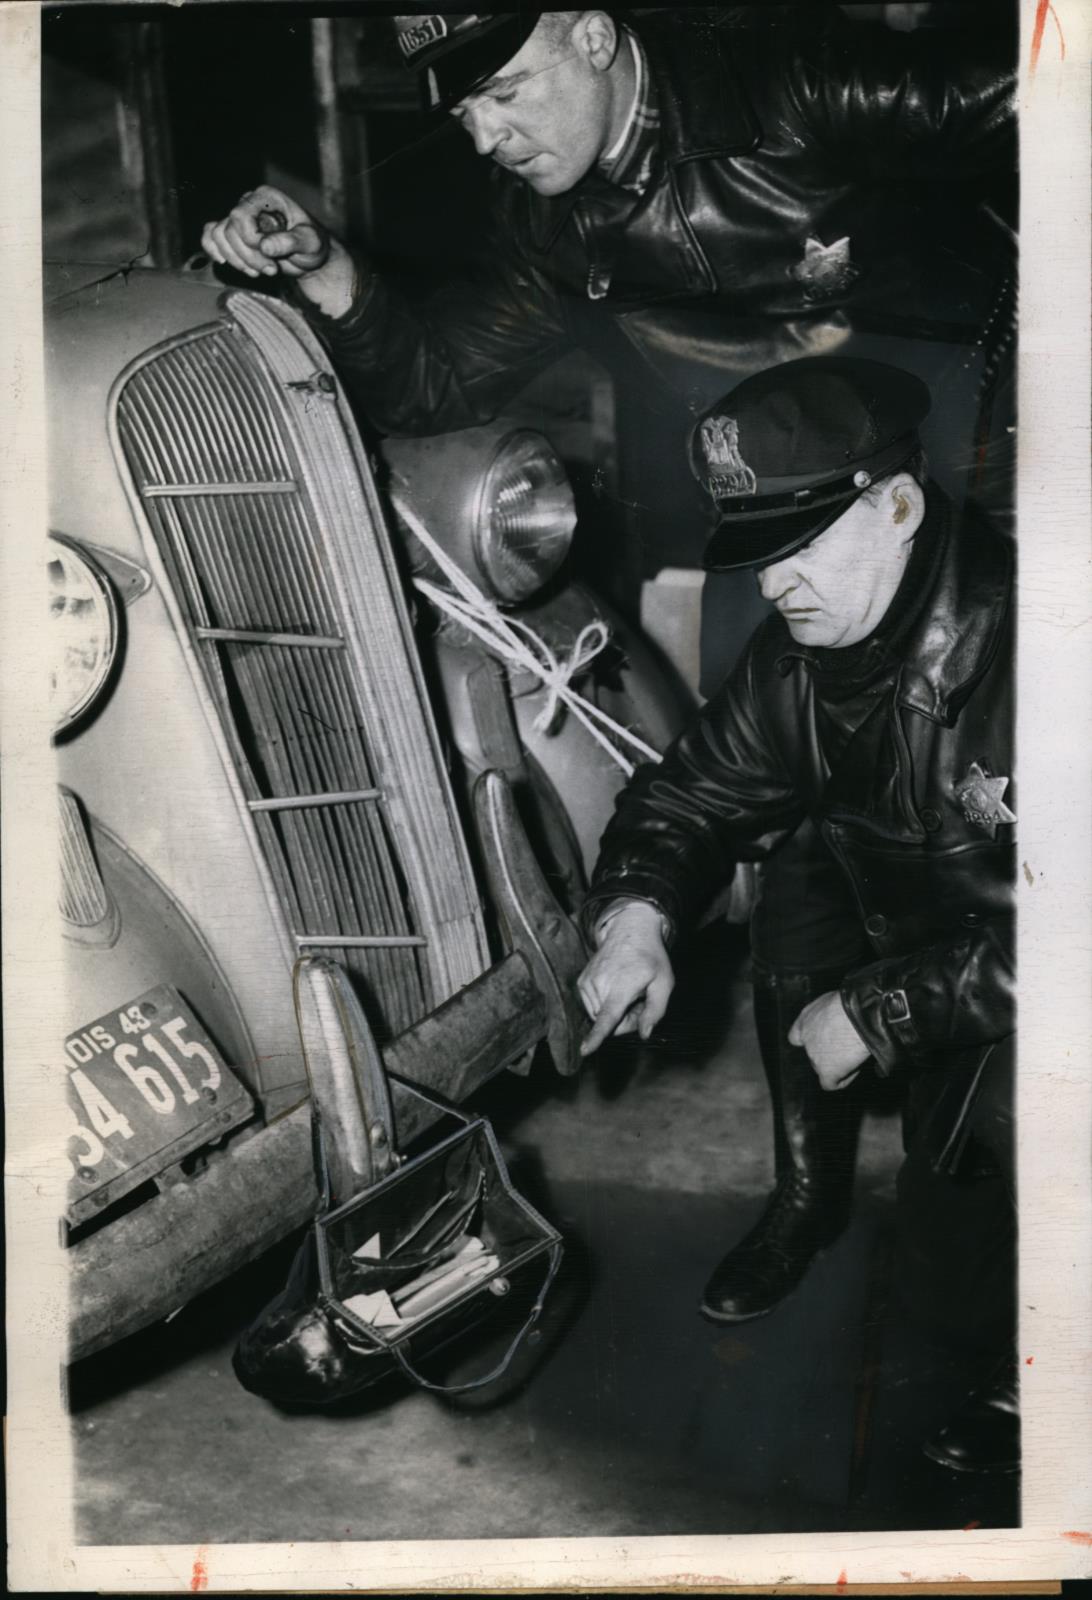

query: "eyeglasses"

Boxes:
[451, 51, 578, 120]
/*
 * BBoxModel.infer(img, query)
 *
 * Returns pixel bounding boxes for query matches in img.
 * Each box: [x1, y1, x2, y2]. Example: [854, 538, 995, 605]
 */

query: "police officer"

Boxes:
[199, 8, 1015, 499]
[577, 354, 1017, 1472]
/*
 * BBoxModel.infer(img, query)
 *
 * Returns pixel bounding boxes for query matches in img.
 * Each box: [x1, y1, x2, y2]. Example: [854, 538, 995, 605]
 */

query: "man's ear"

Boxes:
[888, 472, 925, 542]
[576, 10, 620, 72]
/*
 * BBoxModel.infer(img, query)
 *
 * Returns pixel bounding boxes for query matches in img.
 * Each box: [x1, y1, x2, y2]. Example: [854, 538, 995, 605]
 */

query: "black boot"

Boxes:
[701, 971, 862, 1323]
[921, 1352, 1020, 1475]
[904, 1044, 1019, 1473]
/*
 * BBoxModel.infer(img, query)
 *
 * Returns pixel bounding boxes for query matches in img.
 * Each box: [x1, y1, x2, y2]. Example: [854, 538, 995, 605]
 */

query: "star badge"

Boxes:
[790, 235, 860, 299]
[954, 763, 1016, 838]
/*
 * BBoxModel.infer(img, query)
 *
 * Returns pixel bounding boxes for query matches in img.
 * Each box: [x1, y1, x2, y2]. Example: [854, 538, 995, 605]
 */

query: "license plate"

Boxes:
[65, 985, 254, 1227]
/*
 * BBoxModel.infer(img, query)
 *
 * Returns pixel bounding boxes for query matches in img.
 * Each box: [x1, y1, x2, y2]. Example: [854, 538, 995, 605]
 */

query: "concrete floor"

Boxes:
[69, 926, 1019, 1544]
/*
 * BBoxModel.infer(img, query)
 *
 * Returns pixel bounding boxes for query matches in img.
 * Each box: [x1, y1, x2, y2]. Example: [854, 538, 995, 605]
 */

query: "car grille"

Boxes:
[112, 292, 489, 1041]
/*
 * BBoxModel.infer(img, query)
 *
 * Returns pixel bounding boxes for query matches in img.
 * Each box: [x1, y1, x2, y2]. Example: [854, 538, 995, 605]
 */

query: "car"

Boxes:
[47, 260, 686, 1362]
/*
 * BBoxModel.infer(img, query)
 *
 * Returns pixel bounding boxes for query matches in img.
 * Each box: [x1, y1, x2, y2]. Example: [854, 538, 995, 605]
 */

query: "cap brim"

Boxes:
[418, 15, 540, 109]
[702, 492, 859, 573]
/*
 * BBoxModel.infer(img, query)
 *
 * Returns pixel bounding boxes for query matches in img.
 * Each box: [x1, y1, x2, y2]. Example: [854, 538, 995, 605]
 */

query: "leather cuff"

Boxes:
[286, 251, 381, 336]
[840, 968, 919, 1077]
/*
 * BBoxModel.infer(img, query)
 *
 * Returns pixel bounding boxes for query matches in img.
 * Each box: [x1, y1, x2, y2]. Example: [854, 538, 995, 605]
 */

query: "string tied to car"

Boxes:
[390, 493, 662, 779]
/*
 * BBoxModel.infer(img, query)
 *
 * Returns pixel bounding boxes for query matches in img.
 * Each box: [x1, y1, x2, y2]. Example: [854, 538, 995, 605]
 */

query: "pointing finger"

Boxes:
[580, 991, 636, 1056]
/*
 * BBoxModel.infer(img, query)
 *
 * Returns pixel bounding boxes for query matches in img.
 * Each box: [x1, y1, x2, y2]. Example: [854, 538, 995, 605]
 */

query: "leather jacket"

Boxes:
[583, 497, 1015, 1079]
[306, 11, 1015, 436]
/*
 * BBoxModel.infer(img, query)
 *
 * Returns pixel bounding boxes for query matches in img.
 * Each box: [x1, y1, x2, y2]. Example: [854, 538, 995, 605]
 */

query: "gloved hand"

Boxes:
[577, 899, 674, 1056]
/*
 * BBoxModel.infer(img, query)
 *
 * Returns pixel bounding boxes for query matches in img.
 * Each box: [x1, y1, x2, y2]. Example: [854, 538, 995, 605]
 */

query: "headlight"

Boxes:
[473, 431, 576, 604]
[49, 536, 119, 737]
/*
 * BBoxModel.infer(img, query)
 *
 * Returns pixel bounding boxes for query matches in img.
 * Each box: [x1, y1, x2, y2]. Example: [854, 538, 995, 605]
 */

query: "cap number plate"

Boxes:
[397, 15, 449, 59]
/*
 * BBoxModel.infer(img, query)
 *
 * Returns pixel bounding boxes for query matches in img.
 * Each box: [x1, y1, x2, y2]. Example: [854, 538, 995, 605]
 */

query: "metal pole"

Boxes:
[130, 17, 182, 267]
[311, 17, 351, 235]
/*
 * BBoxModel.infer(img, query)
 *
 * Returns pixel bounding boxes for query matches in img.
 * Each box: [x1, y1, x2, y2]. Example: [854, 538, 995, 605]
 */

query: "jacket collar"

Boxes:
[894, 499, 1013, 725]
[523, 18, 760, 254]
[641, 16, 761, 165]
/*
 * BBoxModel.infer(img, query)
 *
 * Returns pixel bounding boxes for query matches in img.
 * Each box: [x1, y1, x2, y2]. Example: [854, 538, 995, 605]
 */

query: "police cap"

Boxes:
[692, 357, 932, 572]
[393, 11, 542, 111]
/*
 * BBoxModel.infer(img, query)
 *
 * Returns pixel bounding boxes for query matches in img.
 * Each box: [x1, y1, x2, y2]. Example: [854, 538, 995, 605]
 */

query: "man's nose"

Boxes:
[757, 560, 795, 601]
[463, 103, 508, 157]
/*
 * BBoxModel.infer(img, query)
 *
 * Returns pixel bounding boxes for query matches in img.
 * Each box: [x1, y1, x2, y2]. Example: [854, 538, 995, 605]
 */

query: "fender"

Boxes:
[509, 582, 688, 876]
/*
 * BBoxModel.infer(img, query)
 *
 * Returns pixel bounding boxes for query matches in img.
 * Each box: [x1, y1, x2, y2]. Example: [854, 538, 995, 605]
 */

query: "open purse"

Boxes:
[233, 956, 563, 1407]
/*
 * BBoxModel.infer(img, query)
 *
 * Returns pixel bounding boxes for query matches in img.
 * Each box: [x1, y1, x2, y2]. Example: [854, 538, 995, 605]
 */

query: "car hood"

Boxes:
[44, 260, 146, 304]
[46, 264, 232, 555]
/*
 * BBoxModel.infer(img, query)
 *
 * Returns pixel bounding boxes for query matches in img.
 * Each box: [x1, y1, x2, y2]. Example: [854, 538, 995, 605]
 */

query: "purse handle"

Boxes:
[385, 1070, 477, 1130]
[391, 1239, 563, 1396]
[311, 1073, 477, 1211]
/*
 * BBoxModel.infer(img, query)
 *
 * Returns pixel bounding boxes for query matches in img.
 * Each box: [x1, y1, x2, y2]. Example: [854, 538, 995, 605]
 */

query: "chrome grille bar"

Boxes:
[143, 481, 298, 497]
[195, 627, 345, 649]
[248, 789, 381, 812]
[295, 935, 428, 950]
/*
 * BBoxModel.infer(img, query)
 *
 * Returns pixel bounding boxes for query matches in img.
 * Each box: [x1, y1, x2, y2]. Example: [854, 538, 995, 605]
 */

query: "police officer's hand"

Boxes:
[788, 991, 870, 1091]
[201, 186, 357, 314]
[577, 900, 674, 1056]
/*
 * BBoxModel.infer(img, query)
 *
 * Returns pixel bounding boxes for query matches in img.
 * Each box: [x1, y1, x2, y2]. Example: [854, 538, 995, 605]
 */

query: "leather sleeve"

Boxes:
[296, 226, 570, 436]
[583, 635, 807, 942]
[793, 23, 1016, 183]
[841, 913, 1015, 1078]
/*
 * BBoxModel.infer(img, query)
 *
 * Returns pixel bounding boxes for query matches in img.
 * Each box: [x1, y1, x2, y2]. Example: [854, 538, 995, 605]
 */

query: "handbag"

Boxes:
[234, 1080, 563, 1406]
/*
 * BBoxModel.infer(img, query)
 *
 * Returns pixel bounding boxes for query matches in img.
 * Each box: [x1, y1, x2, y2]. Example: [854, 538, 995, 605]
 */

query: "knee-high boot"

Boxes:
[916, 1039, 1020, 1474]
[701, 969, 863, 1322]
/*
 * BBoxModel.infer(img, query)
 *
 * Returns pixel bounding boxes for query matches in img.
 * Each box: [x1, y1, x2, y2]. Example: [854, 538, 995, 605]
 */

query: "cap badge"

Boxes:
[954, 762, 1016, 839]
[396, 14, 449, 59]
[700, 415, 757, 498]
[790, 234, 858, 301]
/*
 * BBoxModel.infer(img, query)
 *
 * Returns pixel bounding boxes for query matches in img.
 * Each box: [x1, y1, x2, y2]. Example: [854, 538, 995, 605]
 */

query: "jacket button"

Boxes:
[961, 911, 983, 927]
[921, 807, 942, 832]
[865, 914, 888, 937]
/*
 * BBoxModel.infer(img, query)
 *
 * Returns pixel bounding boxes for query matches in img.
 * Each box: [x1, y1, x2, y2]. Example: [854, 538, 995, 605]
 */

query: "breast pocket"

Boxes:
[823, 824, 1015, 958]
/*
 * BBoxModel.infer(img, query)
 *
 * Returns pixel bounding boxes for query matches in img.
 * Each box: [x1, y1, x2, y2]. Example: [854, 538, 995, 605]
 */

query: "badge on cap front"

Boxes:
[700, 415, 757, 499]
[396, 15, 449, 60]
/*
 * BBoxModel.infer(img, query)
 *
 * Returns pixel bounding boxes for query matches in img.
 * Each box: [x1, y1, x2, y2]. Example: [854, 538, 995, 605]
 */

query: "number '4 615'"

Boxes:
[68, 1014, 223, 1174]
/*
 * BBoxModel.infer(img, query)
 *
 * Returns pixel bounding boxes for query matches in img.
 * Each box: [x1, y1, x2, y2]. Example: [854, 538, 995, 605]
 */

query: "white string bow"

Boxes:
[390, 491, 661, 778]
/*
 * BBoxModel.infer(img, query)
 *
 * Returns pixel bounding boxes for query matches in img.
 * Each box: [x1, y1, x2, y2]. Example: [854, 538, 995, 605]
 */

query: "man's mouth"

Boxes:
[780, 607, 819, 617]
[500, 153, 540, 170]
